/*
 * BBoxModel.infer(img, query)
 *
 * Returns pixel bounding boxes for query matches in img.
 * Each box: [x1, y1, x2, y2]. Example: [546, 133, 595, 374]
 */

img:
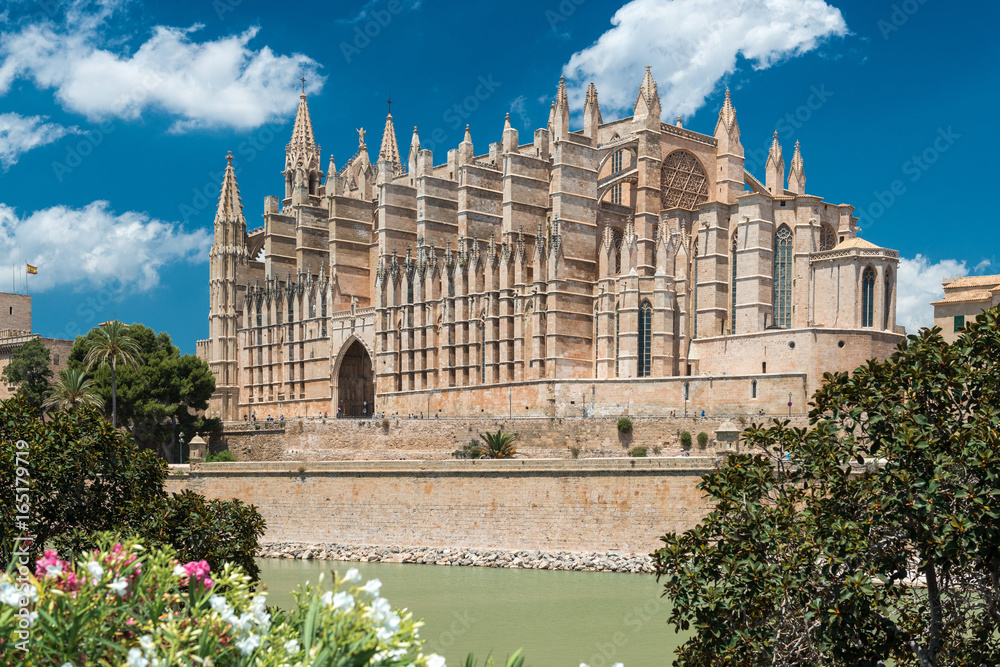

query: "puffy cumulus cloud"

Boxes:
[0, 112, 78, 169]
[0, 4, 323, 132]
[0, 201, 210, 292]
[896, 254, 969, 334]
[561, 0, 848, 119]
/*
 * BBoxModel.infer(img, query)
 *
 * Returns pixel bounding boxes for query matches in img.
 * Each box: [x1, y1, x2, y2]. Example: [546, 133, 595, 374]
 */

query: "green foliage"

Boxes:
[69, 323, 218, 461]
[0, 338, 52, 410]
[452, 440, 480, 459]
[0, 537, 446, 666]
[655, 309, 1000, 666]
[141, 490, 265, 581]
[205, 449, 237, 463]
[696, 432, 709, 449]
[461, 648, 527, 667]
[628, 446, 647, 457]
[0, 397, 166, 564]
[617, 417, 633, 433]
[0, 398, 264, 582]
[43, 367, 103, 412]
[679, 431, 692, 449]
[569, 445, 581, 459]
[475, 429, 518, 459]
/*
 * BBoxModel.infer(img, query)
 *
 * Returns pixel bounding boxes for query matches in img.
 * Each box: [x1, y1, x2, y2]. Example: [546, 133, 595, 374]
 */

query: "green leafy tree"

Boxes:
[654, 310, 1000, 666]
[0, 398, 266, 579]
[0, 337, 52, 410]
[70, 323, 217, 460]
[82, 320, 140, 428]
[473, 429, 518, 459]
[0, 397, 166, 563]
[43, 367, 104, 412]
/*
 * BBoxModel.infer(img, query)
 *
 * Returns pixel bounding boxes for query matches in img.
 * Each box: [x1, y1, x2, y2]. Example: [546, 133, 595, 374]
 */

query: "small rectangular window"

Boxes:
[954, 315, 965, 332]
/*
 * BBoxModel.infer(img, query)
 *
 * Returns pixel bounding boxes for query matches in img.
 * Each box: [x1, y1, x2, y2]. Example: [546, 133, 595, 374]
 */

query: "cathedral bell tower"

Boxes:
[207, 152, 249, 421]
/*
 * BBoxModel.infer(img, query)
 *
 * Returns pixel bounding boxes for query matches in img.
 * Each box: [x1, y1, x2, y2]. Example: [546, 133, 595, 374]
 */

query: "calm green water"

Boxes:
[258, 558, 687, 667]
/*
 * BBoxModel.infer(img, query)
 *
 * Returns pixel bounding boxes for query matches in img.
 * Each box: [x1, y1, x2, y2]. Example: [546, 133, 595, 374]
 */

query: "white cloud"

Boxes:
[896, 254, 968, 334]
[0, 4, 323, 132]
[561, 0, 848, 119]
[0, 112, 78, 169]
[0, 201, 210, 292]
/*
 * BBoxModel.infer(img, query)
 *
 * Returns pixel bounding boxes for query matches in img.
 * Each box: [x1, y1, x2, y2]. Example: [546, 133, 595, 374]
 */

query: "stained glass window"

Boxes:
[773, 225, 793, 329]
[731, 231, 739, 334]
[638, 300, 652, 377]
[862, 266, 876, 328]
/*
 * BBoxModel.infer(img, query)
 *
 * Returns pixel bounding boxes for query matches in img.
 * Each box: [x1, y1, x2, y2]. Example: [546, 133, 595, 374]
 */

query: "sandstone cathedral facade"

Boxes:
[197, 68, 903, 421]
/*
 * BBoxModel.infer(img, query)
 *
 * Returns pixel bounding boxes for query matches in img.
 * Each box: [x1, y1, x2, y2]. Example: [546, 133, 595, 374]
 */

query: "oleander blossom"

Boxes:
[181, 560, 214, 590]
[34, 550, 79, 591]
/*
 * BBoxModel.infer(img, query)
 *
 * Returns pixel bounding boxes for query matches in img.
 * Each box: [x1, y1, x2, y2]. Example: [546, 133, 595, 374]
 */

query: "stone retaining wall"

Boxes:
[214, 415, 806, 462]
[165, 458, 717, 554]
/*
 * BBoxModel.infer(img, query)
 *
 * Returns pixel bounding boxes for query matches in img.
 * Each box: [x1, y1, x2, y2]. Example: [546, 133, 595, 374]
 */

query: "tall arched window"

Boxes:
[638, 299, 652, 378]
[692, 238, 699, 339]
[751, 379, 757, 399]
[773, 225, 793, 329]
[730, 231, 739, 334]
[615, 302, 621, 377]
[862, 266, 876, 328]
[611, 183, 622, 205]
[883, 268, 893, 330]
[612, 150, 623, 173]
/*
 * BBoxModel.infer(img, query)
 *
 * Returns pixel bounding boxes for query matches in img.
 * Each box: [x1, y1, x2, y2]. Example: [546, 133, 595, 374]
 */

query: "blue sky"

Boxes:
[0, 0, 996, 353]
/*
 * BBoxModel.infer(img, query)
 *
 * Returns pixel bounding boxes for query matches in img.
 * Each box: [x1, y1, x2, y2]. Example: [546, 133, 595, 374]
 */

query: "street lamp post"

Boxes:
[788, 392, 792, 417]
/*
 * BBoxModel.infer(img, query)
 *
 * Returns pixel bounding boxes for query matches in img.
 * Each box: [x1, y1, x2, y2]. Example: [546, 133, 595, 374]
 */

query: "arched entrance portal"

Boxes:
[336, 340, 375, 417]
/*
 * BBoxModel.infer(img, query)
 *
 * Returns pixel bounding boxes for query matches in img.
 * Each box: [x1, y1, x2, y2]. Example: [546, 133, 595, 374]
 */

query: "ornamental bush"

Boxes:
[616, 417, 633, 433]
[0, 537, 446, 667]
[696, 432, 709, 449]
[628, 446, 647, 457]
[678, 431, 692, 450]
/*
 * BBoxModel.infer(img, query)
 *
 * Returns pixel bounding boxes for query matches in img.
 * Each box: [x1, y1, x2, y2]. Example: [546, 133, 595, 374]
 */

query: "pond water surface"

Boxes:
[257, 558, 688, 666]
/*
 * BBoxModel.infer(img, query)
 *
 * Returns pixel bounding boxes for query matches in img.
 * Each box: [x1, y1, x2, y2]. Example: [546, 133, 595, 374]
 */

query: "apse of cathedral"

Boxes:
[197, 67, 903, 421]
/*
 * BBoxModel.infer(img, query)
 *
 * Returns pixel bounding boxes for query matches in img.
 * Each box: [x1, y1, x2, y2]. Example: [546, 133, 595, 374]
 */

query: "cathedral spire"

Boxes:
[583, 81, 602, 140]
[633, 66, 661, 128]
[553, 76, 570, 139]
[284, 91, 322, 201]
[501, 112, 519, 154]
[377, 106, 403, 178]
[717, 88, 738, 133]
[458, 124, 474, 166]
[765, 131, 786, 196]
[216, 151, 244, 225]
[788, 140, 806, 194]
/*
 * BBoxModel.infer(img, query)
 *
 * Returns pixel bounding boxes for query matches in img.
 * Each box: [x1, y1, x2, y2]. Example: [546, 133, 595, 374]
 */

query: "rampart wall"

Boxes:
[164, 458, 716, 554]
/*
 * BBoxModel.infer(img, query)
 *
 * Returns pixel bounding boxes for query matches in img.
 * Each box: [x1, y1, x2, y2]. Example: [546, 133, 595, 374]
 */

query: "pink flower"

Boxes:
[182, 560, 213, 590]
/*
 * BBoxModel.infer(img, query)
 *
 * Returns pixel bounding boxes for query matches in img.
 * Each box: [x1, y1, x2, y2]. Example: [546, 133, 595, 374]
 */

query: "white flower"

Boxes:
[126, 648, 149, 667]
[359, 578, 382, 598]
[172, 564, 187, 577]
[283, 639, 300, 654]
[332, 591, 355, 612]
[61, 663, 74, 667]
[376, 626, 394, 641]
[342, 568, 361, 584]
[45, 562, 63, 577]
[25, 611, 37, 627]
[109, 577, 128, 596]
[86, 561, 104, 581]
[139, 635, 154, 653]
[613, 663, 624, 667]
[209, 595, 231, 615]
[0, 581, 25, 606]
[426, 655, 446, 667]
[235, 632, 261, 656]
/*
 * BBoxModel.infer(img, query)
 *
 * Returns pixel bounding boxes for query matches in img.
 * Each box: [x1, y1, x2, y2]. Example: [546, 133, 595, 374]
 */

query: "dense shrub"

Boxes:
[0, 537, 445, 666]
[617, 417, 633, 433]
[205, 449, 237, 463]
[628, 446, 647, 457]
[679, 431, 692, 450]
[569, 446, 581, 459]
[697, 432, 709, 449]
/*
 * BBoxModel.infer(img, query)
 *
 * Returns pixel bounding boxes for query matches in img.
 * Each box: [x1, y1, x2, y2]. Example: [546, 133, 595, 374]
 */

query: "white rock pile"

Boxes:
[256, 542, 656, 574]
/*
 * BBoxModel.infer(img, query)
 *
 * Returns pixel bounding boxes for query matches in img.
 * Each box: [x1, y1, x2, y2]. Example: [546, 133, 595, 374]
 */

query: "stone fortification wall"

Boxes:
[215, 414, 808, 461]
[164, 458, 716, 554]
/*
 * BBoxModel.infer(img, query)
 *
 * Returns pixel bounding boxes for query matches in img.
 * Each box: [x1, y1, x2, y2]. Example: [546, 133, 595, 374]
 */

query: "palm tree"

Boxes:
[84, 320, 140, 428]
[474, 429, 518, 459]
[43, 368, 104, 412]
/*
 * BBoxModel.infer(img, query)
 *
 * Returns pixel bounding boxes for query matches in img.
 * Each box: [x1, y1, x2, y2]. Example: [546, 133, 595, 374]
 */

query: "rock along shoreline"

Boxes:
[256, 542, 656, 574]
